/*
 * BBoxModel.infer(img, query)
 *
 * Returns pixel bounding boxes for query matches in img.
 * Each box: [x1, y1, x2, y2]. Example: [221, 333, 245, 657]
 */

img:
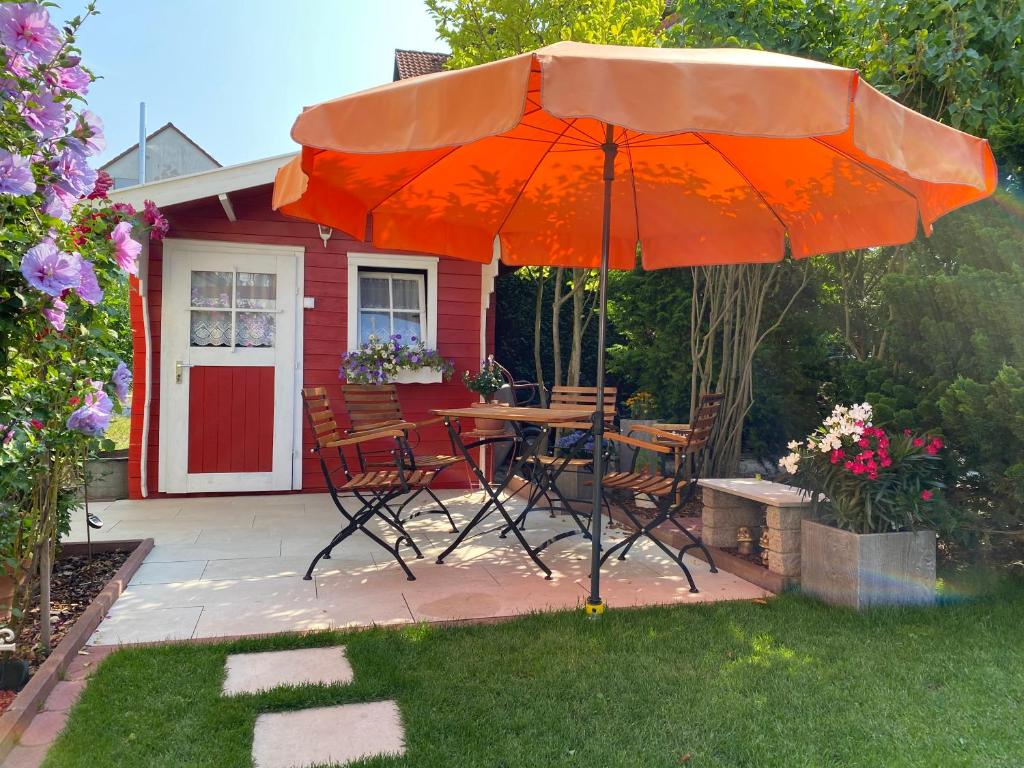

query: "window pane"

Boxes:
[191, 271, 232, 308]
[235, 312, 275, 348]
[190, 310, 232, 346]
[359, 311, 390, 343]
[392, 277, 420, 310]
[236, 272, 276, 310]
[393, 312, 422, 341]
[359, 276, 390, 309]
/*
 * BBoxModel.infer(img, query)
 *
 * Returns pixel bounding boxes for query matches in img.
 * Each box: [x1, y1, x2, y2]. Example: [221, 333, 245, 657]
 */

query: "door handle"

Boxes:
[175, 360, 193, 384]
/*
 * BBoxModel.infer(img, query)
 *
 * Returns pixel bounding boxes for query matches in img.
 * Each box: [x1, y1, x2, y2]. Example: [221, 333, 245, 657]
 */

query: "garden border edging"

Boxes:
[0, 537, 153, 762]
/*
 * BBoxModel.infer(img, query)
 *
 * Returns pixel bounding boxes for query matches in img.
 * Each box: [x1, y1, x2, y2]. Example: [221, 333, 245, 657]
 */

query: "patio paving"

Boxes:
[69, 490, 770, 645]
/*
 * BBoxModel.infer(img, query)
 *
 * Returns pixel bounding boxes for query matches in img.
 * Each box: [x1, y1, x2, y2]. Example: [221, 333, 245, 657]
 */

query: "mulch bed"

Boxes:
[1, 550, 129, 714]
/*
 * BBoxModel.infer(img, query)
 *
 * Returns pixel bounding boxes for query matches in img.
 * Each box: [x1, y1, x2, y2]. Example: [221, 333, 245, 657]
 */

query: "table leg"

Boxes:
[435, 419, 555, 579]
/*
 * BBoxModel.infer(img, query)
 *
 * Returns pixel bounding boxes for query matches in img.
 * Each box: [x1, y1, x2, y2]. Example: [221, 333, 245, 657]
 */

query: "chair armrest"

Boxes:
[410, 416, 445, 429]
[324, 427, 404, 448]
[628, 424, 692, 444]
[604, 432, 672, 454]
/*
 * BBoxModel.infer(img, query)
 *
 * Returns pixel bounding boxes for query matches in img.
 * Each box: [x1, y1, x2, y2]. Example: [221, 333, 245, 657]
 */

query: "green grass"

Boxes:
[105, 415, 130, 451]
[44, 580, 1024, 768]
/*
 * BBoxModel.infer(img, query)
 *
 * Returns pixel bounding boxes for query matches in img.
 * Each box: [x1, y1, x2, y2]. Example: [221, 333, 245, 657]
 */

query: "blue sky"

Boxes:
[63, 0, 447, 168]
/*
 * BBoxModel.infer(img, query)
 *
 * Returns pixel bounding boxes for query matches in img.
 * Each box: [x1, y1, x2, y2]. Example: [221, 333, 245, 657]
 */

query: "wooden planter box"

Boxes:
[800, 519, 936, 609]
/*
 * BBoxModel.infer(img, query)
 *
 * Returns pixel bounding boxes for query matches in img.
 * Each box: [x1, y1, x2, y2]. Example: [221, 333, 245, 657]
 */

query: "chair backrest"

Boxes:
[549, 386, 617, 430]
[684, 392, 724, 456]
[340, 384, 404, 432]
[302, 386, 344, 451]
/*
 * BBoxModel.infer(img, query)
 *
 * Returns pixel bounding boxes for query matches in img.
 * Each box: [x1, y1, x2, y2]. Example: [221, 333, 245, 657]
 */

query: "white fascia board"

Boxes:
[109, 152, 297, 210]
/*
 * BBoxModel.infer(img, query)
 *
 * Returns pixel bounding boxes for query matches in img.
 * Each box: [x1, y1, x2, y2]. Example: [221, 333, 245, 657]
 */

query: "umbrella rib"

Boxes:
[367, 145, 462, 215]
[497, 135, 595, 148]
[811, 137, 921, 208]
[493, 120, 579, 242]
[624, 141, 643, 253]
[517, 116, 598, 146]
[692, 132, 789, 232]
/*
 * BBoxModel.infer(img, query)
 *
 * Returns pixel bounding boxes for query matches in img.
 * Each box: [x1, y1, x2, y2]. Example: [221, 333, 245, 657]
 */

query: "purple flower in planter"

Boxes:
[110, 221, 141, 275]
[0, 149, 35, 197]
[42, 296, 67, 331]
[76, 258, 103, 305]
[0, 3, 60, 64]
[67, 383, 113, 437]
[21, 240, 81, 296]
[19, 89, 67, 139]
[112, 361, 132, 403]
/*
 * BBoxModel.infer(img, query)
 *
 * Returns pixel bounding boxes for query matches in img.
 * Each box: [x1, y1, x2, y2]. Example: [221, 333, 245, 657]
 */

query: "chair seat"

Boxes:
[602, 471, 675, 497]
[366, 454, 463, 470]
[528, 454, 593, 467]
[340, 470, 434, 491]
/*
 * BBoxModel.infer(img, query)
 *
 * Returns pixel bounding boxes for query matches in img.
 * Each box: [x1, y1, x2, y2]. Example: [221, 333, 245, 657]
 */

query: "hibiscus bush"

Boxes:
[340, 334, 454, 385]
[778, 403, 951, 535]
[0, 1, 166, 644]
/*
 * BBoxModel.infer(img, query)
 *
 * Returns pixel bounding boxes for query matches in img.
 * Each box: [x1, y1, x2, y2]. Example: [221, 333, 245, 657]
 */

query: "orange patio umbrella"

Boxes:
[273, 41, 997, 611]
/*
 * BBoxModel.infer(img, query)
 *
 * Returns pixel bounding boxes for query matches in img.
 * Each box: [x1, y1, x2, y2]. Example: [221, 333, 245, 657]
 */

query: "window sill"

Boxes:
[392, 368, 443, 385]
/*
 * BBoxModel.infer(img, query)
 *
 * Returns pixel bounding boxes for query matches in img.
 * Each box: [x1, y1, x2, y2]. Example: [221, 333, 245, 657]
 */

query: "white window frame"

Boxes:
[355, 270, 427, 346]
[347, 253, 438, 346]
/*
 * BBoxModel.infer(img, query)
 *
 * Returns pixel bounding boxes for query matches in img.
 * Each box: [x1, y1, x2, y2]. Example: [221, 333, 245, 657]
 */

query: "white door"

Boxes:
[160, 239, 302, 493]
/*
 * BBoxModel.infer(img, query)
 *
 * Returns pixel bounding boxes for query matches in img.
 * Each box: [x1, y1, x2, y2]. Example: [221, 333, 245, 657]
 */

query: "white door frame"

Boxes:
[158, 238, 304, 493]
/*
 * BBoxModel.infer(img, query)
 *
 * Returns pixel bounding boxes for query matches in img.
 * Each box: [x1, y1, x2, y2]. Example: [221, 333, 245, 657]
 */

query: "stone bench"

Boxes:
[697, 478, 814, 579]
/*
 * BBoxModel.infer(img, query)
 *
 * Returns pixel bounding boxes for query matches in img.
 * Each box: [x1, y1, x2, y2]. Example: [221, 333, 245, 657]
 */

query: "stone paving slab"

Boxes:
[252, 701, 405, 768]
[223, 647, 353, 696]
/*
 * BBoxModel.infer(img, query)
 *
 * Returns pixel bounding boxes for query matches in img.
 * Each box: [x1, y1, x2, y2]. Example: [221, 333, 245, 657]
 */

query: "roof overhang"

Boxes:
[109, 152, 295, 210]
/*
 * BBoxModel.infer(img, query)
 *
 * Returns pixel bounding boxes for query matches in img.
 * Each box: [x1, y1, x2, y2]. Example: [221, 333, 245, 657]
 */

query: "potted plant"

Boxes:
[340, 334, 454, 385]
[779, 402, 948, 609]
[462, 357, 506, 432]
[618, 391, 659, 475]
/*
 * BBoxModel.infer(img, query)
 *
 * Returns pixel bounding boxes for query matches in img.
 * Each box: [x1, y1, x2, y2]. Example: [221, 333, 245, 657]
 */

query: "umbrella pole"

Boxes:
[585, 123, 617, 616]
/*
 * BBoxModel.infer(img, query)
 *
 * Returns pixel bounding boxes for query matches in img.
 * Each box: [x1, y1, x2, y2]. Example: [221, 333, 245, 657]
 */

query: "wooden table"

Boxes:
[432, 404, 595, 579]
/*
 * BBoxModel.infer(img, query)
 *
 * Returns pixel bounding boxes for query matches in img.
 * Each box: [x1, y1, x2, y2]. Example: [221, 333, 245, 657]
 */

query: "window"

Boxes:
[189, 270, 277, 348]
[346, 253, 439, 352]
[357, 271, 426, 344]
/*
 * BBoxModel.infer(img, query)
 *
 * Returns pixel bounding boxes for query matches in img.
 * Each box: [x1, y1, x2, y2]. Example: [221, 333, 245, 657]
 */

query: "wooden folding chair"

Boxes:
[340, 384, 464, 533]
[600, 393, 724, 592]
[302, 387, 439, 581]
[510, 385, 617, 536]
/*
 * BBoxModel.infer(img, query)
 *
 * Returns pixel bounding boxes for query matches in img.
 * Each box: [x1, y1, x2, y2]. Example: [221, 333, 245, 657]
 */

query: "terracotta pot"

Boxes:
[473, 417, 506, 433]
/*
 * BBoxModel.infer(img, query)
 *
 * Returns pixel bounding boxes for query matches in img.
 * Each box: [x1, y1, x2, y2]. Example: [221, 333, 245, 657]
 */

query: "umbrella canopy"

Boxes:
[274, 41, 996, 270]
[273, 41, 996, 610]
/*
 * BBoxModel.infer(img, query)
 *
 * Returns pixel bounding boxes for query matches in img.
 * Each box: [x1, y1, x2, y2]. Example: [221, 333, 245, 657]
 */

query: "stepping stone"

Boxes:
[252, 701, 405, 768]
[222, 647, 353, 696]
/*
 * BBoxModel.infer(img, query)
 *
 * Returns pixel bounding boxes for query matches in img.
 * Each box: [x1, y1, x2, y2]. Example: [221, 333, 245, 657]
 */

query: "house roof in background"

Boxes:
[99, 122, 222, 171]
[393, 49, 449, 81]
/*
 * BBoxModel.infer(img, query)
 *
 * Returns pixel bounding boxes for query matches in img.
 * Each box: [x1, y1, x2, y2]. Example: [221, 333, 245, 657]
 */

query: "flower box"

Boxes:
[801, 519, 936, 609]
[392, 368, 443, 385]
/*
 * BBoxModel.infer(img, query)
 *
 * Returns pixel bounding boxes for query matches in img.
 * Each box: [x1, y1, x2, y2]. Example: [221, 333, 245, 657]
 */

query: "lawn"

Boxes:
[44, 581, 1024, 768]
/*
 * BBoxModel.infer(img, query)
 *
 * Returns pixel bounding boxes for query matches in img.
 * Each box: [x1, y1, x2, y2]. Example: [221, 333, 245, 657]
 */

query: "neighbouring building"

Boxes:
[101, 122, 221, 189]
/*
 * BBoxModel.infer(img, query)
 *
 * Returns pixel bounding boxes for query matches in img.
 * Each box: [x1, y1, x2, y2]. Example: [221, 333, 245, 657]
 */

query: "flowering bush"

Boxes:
[339, 334, 454, 385]
[462, 356, 504, 400]
[0, 2, 165, 643]
[625, 391, 657, 419]
[778, 403, 948, 534]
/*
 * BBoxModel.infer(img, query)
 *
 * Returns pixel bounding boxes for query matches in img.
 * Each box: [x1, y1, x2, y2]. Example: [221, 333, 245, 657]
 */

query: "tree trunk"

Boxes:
[551, 267, 565, 389]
